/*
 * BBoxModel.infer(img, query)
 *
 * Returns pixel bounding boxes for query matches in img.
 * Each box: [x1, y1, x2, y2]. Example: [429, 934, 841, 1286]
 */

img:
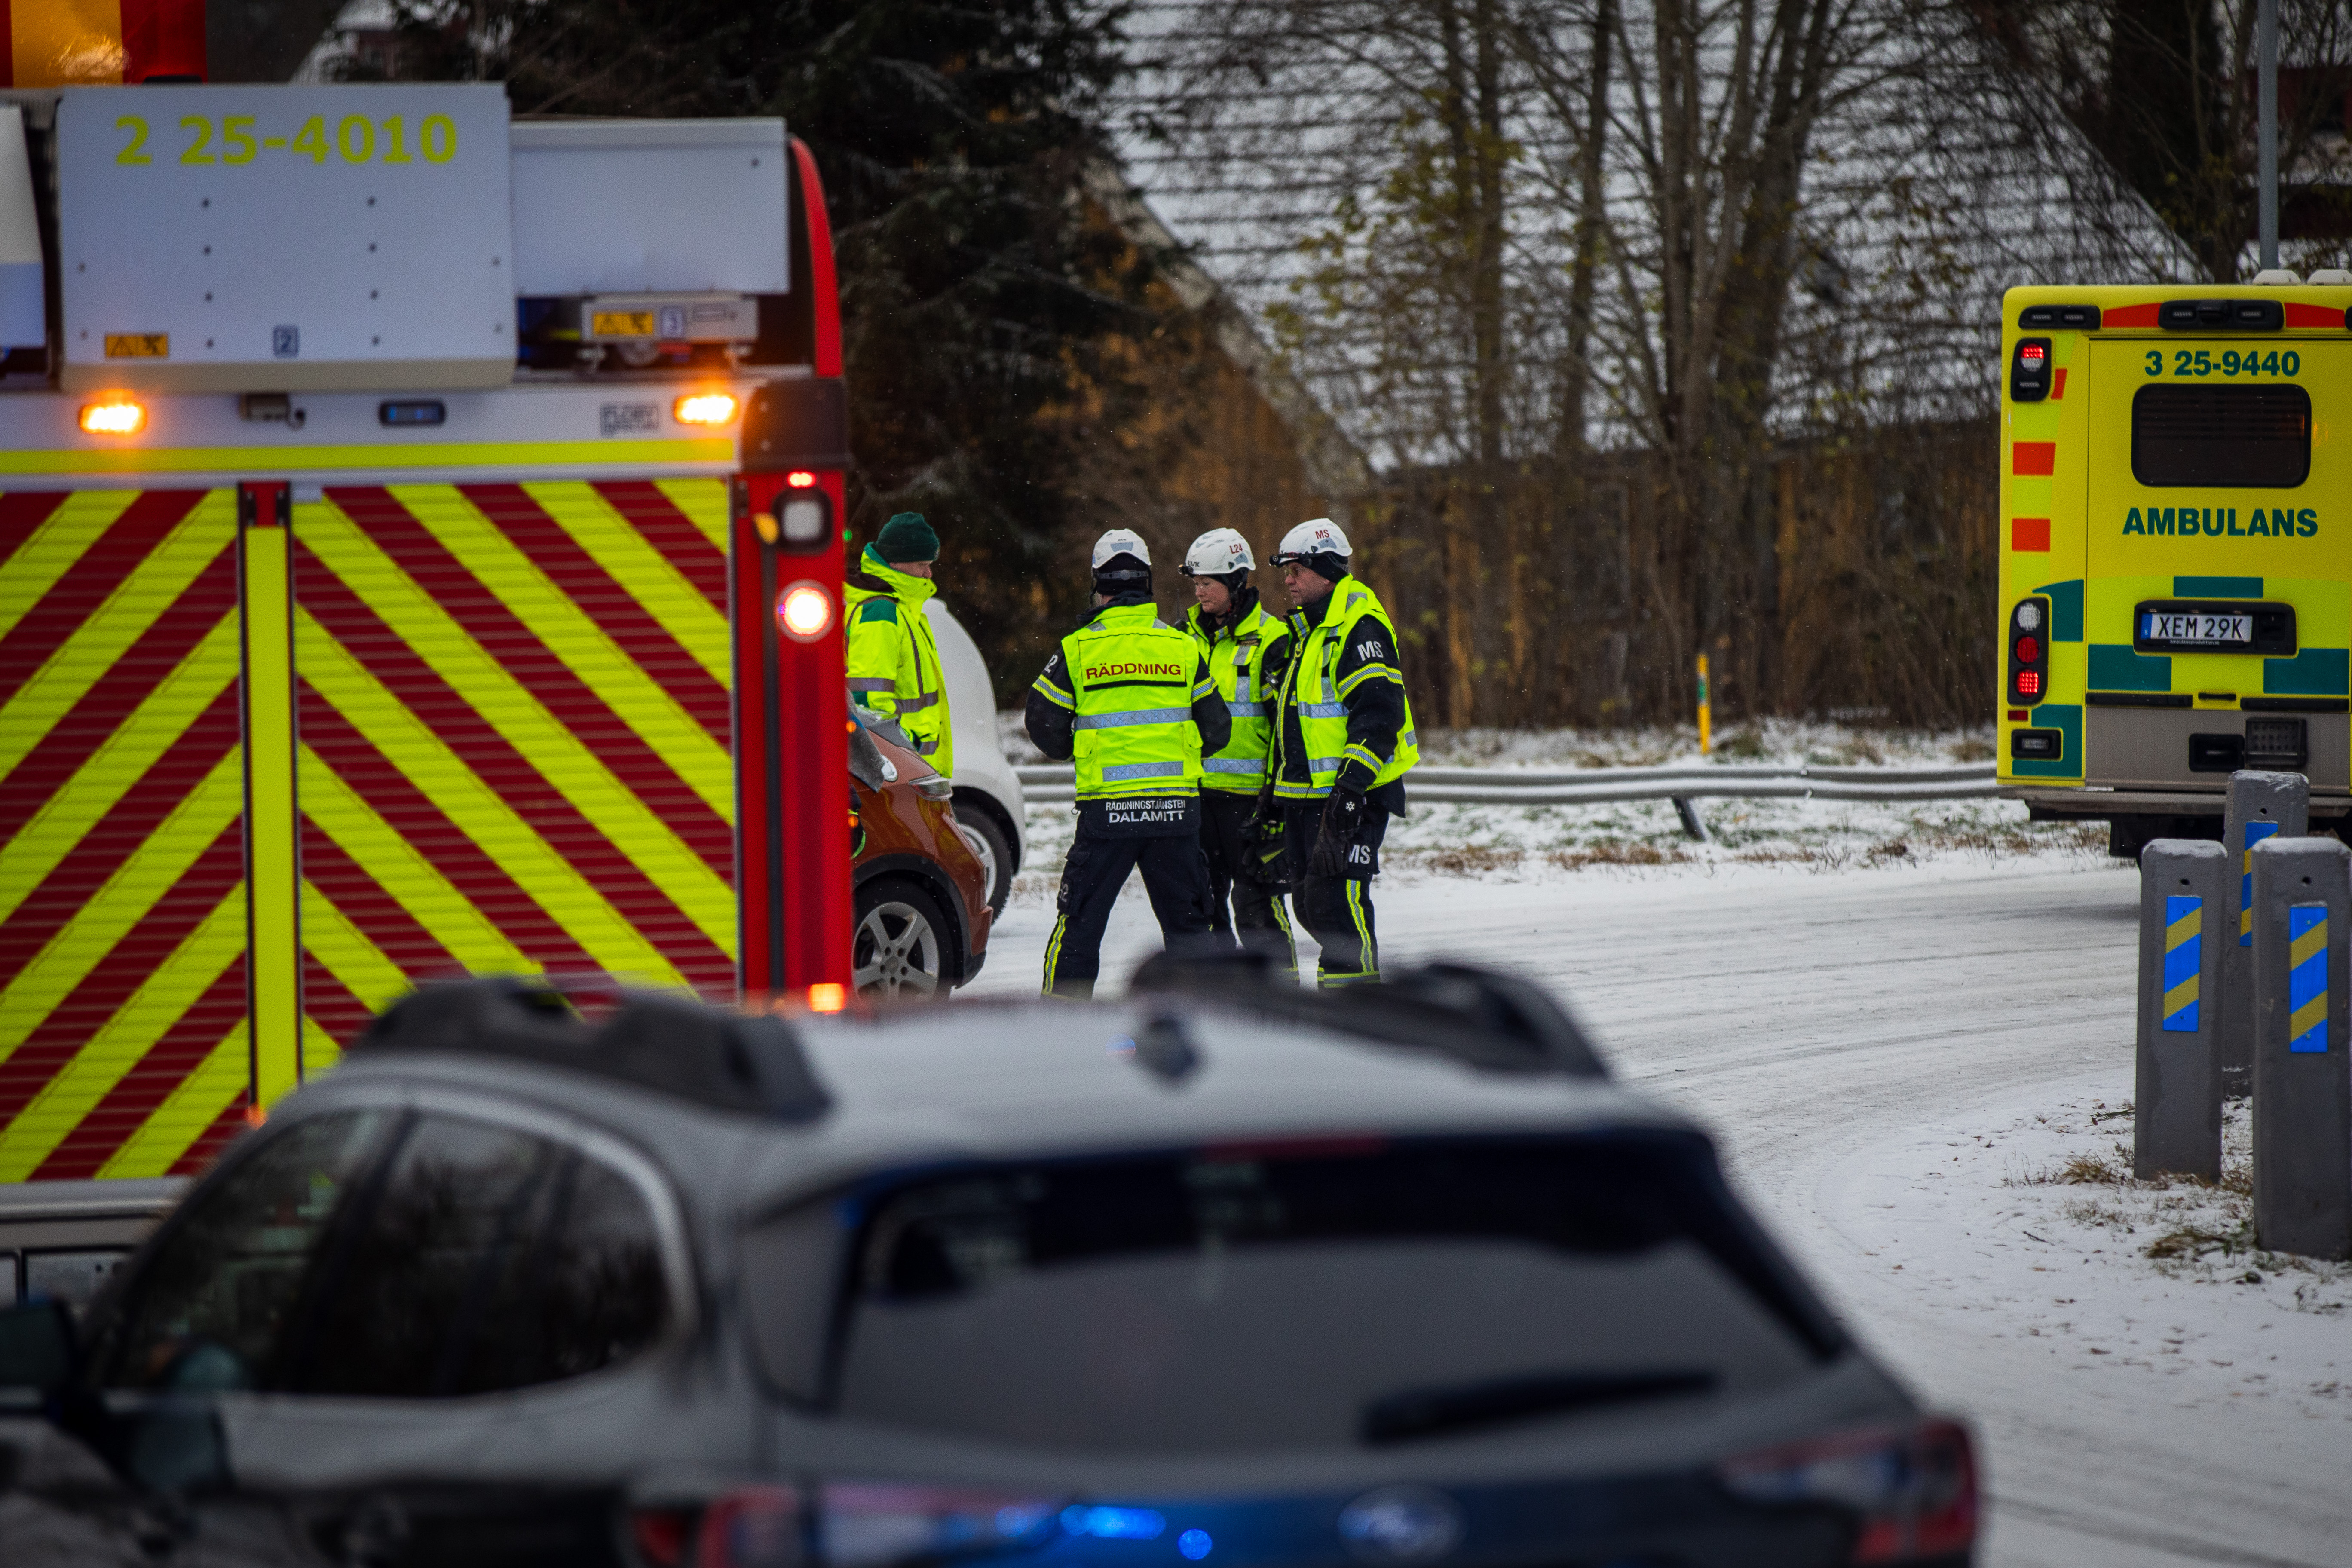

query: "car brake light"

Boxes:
[2014, 635, 2039, 664]
[1718, 1418, 1975, 1564]
[630, 1504, 697, 1567]
[2014, 670, 2041, 697]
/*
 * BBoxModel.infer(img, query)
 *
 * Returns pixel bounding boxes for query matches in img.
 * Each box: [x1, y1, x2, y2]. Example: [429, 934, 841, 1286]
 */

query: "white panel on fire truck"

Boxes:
[510, 119, 788, 298]
[54, 84, 515, 392]
[0, 107, 44, 351]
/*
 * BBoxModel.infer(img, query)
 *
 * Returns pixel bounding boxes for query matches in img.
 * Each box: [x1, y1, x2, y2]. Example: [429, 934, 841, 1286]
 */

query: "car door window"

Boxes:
[291, 1115, 560, 1397]
[448, 1155, 671, 1394]
[292, 1113, 671, 1399]
[100, 1111, 389, 1393]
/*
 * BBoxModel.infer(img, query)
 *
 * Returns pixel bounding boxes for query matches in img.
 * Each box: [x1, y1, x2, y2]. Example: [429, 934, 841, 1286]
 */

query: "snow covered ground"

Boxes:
[974, 738, 2350, 1566]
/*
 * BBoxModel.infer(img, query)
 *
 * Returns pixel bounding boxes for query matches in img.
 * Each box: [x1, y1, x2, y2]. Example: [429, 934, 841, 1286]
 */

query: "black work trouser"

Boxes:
[1198, 791, 1296, 974]
[1042, 826, 1216, 998]
[1281, 796, 1390, 988]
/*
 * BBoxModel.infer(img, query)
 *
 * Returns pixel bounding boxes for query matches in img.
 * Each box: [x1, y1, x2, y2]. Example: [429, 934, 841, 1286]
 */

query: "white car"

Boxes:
[923, 599, 1026, 913]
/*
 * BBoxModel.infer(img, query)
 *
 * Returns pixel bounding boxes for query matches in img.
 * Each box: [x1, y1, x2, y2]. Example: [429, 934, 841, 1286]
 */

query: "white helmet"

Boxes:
[1271, 517, 1351, 565]
[1090, 528, 1152, 570]
[1181, 527, 1256, 577]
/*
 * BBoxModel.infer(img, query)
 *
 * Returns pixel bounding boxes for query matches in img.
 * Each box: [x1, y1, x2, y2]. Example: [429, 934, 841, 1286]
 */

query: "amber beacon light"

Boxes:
[674, 392, 740, 426]
[80, 398, 146, 435]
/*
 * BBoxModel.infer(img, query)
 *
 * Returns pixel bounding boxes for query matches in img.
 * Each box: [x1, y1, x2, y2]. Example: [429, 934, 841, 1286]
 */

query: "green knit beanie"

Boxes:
[874, 511, 940, 564]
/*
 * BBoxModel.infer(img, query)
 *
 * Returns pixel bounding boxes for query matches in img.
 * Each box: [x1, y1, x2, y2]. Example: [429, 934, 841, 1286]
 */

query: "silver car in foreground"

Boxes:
[0, 963, 1974, 1567]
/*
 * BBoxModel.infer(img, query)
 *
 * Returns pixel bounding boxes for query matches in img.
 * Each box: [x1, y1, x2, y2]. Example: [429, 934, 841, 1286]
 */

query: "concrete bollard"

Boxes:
[2221, 770, 2309, 1095]
[2135, 840, 2226, 1180]
[2249, 835, 2352, 1259]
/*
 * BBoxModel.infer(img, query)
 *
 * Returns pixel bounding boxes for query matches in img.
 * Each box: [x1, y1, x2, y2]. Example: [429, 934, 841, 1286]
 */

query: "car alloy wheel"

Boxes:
[854, 879, 946, 998]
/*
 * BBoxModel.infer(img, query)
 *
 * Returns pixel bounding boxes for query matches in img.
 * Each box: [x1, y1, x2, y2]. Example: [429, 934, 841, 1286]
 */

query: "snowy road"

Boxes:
[968, 851, 2351, 1566]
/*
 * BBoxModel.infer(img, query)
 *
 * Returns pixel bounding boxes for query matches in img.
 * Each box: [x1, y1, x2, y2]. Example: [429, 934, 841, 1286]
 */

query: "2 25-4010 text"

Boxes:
[113, 114, 458, 168]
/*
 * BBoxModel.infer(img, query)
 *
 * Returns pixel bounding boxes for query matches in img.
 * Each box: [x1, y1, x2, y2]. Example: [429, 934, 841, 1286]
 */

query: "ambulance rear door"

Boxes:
[2082, 336, 2349, 793]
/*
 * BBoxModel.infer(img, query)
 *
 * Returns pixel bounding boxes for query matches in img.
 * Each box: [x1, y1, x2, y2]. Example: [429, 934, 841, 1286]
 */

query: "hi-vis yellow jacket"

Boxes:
[1184, 594, 1290, 794]
[844, 546, 952, 774]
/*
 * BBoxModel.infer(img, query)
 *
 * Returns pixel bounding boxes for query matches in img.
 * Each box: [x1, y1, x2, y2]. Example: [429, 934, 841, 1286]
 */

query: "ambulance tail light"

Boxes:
[79, 398, 145, 435]
[2007, 598, 2051, 707]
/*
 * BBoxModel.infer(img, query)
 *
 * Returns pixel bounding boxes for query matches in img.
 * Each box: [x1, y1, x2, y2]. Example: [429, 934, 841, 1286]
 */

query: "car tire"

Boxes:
[955, 806, 1015, 915]
[854, 877, 953, 1000]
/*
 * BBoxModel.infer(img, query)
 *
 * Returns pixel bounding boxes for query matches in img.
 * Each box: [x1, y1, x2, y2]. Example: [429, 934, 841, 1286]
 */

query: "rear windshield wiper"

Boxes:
[1360, 1369, 1717, 1446]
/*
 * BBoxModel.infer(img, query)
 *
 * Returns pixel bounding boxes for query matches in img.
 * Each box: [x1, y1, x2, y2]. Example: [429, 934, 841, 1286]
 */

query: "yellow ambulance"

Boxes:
[1997, 276, 2352, 850]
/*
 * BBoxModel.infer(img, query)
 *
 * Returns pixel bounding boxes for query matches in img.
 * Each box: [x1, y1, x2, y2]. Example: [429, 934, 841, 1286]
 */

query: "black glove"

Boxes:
[1246, 809, 1290, 891]
[1309, 786, 1366, 879]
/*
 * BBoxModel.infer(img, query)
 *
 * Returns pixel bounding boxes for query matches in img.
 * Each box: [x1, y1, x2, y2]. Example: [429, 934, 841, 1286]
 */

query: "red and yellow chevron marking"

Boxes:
[294, 481, 736, 1057]
[0, 488, 254, 1182]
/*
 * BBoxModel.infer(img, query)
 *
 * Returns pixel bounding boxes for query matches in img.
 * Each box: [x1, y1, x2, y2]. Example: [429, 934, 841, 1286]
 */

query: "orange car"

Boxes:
[850, 716, 992, 998]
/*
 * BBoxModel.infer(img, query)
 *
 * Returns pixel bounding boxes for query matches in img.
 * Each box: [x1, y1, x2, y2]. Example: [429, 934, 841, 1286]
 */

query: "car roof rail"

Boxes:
[1130, 952, 1608, 1079]
[351, 976, 833, 1122]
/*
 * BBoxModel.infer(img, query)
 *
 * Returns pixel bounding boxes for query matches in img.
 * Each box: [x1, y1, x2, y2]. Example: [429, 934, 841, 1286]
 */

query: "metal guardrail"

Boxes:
[1010, 760, 1998, 807]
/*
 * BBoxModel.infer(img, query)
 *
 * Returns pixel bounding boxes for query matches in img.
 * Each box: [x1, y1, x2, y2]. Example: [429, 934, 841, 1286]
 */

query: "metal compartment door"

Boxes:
[290, 481, 737, 1059]
[0, 488, 255, 1181]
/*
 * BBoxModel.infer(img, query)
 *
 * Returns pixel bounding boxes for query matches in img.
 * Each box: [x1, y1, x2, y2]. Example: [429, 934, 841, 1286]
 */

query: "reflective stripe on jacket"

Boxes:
[843, 546, 952, 775]
[1060, 604, 1210, 801]
[1184, 597, 1287, 793]
[1276, 576, 1418, 800]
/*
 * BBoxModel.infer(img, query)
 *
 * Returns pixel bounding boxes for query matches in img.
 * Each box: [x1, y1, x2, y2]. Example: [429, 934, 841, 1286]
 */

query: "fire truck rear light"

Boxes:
[79, 398, 144, 435]
[779, 580, 834, 641]
[675, 392, 740, 426]
[787, 469, 818, 488]
[2015, 635, 2040, 664]
[781, 498, 828, 545]
[808, 983, 848, 1013]
[2015, 670, 2041, 697]
[379, 399, 446, 427]
[2007, 708, 2028, 722]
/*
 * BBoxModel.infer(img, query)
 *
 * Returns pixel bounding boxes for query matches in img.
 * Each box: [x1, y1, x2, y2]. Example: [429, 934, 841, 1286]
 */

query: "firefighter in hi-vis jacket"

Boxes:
[1267, 518, 1418, 987]
[1026, 530, 1231, 997]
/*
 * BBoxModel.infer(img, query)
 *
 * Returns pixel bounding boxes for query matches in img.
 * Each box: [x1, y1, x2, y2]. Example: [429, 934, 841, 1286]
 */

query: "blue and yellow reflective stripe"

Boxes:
[2289, 903, 2328, 1053]
[2161, 894, 2201, 1032]
[1298, 701, 1346, 719]
[1343, 743, 1383, 775]
[1194, 677, 1217, 700]
[1031, 674, 1075, 709]
[1204, 757, 1263, 774]
[1102, 760, 1185, 781]
[2242, 820, 2279, 945]
[1336, 663, 1400, 698]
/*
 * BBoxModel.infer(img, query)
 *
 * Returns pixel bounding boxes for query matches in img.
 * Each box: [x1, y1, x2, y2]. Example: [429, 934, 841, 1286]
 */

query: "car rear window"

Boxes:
[2132, 383, 2311, 487]
[790, 1133, 1839, 1453]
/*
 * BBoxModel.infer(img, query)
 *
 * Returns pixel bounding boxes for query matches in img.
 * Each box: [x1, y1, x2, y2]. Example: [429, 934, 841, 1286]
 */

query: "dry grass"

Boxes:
[1402, 844, 1528, 876]
[2057, 1150, 2125, 1185]
[1548, 841, 1692, 871]
[1948, 736, 1996, 762]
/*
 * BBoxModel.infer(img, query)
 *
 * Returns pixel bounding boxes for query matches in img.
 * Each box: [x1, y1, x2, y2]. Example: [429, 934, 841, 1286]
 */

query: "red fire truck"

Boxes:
[0, 80, 972, 1254]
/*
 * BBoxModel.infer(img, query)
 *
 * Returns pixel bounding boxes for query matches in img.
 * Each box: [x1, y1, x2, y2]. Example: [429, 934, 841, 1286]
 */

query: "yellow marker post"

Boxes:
[241, 486, 302, 1110]
[1696, 653, 1712, 755]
